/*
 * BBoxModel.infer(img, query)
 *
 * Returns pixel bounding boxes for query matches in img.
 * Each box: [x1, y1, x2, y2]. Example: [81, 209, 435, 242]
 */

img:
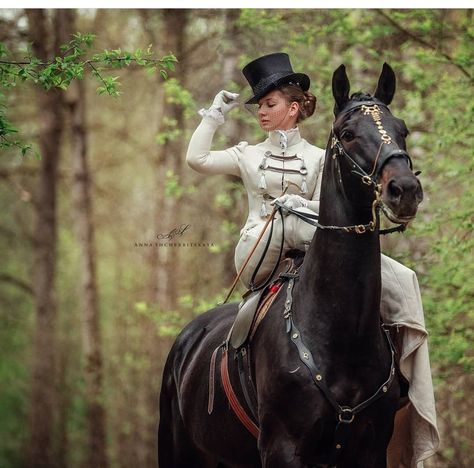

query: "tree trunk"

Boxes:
[141, 9, 189, 466]
[151, 10, 188, 310]
[220, 9, 247, 289]
[26, 9, 69, 467]
[67, 59, 108, 468]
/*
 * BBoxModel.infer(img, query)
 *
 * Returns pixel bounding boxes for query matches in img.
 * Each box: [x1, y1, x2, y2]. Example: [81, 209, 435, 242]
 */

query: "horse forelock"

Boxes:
[350, 92, 374, 102]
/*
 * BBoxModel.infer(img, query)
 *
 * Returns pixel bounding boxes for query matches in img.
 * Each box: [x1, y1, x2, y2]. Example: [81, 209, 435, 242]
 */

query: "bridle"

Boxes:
[280, 100, 414, 235]
[332, 100, 413, 184]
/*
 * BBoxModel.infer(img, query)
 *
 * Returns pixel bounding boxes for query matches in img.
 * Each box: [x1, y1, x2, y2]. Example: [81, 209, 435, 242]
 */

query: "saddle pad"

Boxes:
[249, 285, 281, 341]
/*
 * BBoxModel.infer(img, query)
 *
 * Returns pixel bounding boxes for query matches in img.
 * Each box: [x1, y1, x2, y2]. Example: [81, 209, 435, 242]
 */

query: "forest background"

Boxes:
[0, 8, 472, 468]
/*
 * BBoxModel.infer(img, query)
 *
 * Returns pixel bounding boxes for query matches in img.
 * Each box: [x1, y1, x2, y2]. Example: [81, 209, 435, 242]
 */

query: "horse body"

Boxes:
[159, 64, 422, 468]
[159, 304, 260, 467]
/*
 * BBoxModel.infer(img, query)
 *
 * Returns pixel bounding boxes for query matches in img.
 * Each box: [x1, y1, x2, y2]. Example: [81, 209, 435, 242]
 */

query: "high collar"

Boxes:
[267, 127, 302, 152]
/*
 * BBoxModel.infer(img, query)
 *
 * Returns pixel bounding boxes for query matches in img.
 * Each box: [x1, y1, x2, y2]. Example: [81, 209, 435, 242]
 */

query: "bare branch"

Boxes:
[0, 273, 33, 295]
[375, 9, 473, 82]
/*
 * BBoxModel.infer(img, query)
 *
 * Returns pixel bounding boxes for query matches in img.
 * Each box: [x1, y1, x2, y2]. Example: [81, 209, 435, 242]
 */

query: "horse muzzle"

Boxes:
[379, 167, 423, 223]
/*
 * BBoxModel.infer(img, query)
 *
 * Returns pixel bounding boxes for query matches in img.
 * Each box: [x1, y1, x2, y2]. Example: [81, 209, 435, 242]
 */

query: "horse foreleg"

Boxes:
[259, 433, 304, 468]
[159, 379, 215, 468]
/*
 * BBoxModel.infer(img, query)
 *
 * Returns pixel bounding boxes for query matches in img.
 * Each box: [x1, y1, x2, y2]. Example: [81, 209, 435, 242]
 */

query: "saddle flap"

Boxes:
[229, 291, 262, 349]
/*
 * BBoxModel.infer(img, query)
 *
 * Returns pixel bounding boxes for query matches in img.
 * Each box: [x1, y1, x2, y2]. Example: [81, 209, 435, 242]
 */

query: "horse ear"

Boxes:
[332, 64, 350, 115]
[374, 62, 396, 105]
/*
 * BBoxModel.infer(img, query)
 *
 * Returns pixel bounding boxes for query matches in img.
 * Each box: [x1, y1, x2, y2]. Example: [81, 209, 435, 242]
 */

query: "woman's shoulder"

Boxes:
[300, 138, 326, 158]
[224, 140, 250, 157]
[228, 140, 267, 156]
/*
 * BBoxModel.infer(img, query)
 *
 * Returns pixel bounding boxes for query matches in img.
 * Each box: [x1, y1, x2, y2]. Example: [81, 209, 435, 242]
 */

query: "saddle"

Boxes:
[229, 249, 305, 349]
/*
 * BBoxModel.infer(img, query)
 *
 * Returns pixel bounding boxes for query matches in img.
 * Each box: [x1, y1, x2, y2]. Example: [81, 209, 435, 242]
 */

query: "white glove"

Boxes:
[198, 90, 239, 125]
[271, 194, 308, 215]
[211, 90, 239, 115]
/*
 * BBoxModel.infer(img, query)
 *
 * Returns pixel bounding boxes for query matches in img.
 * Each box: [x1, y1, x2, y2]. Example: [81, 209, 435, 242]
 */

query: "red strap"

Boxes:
[220, 348, 260, 439]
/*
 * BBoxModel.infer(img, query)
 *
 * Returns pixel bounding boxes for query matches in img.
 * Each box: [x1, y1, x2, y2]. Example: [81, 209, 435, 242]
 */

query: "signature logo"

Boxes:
[157, 224, 191, 240]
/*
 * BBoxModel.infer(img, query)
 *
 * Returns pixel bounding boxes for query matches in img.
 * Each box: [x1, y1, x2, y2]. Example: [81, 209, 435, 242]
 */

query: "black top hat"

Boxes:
[242, 52, 310, 104]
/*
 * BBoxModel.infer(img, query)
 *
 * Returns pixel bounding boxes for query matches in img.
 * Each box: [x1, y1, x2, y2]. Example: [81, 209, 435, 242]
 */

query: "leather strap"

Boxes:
[221, 347, 260, 439]
[237, 347, 259, 421]
[277, 201, 406, 235]
[249, 206, 286, 292]
[283, 273, 397, 466]
[287, 316, 397, 419]
[208, 343, 222, 414]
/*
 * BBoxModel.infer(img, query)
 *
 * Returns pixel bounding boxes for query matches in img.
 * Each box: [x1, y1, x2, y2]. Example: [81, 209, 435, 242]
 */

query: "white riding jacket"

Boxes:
[186, 116, 325, 236]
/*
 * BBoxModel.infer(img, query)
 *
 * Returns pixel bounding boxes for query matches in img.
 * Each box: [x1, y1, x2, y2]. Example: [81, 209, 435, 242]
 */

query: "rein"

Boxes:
[224, 103, 412, 302]
[274, 190, 406, 236]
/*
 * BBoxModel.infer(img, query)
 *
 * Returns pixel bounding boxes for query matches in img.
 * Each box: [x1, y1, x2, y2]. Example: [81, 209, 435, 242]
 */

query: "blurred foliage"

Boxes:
[0, 8, 472, 468]
[0, 31, 177, 155]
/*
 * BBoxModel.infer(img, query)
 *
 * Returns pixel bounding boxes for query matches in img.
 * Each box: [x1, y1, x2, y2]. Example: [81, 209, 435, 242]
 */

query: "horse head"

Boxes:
[331, 63, 423, 225]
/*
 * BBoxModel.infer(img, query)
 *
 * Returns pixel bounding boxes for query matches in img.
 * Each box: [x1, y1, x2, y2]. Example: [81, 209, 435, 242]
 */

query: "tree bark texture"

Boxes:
[151, 10, 188, 310]
[68, 61, 108, 468]
[26, 9, 70, 467]
[220, 10, 247, 288]
[142, 9, 189, 467]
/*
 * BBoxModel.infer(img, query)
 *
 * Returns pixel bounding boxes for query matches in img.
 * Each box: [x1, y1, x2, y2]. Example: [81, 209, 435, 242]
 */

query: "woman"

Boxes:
[186, 53, 424, 315]
[186, 52, 324, 289]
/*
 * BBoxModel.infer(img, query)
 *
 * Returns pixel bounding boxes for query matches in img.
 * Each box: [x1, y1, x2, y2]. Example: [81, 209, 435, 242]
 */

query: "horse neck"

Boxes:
[297, 140, 382, 343]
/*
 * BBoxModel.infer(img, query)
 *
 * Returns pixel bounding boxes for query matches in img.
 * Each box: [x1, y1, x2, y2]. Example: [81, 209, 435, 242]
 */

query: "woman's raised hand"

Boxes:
[211, 90, 240, 115]
[198, 90, 239, 125]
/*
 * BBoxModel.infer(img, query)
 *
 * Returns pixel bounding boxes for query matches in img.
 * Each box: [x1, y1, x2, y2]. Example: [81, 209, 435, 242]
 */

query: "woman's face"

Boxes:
[257, 90, 299, 132]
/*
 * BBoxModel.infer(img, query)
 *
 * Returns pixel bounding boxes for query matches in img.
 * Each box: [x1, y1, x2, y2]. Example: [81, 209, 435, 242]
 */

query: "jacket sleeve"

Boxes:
[306, 148, 325, 213]
[186, 117, 243, 177]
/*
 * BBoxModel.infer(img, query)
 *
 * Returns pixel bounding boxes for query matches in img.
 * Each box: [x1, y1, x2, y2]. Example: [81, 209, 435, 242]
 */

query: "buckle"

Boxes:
[338, 407, 355, 424]
[362, 175, 373, 186]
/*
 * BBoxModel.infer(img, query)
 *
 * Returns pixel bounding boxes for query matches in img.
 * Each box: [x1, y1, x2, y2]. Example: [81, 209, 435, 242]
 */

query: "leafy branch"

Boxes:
[0, 32, 178, 155]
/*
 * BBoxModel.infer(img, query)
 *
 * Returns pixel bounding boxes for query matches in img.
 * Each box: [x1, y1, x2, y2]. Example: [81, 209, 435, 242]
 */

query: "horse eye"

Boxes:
[341, 130, 355, 142]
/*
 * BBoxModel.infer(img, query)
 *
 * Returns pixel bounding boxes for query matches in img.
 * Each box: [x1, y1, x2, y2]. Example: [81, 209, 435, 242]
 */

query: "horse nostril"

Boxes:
[388, 180, 402, 200]
[416, 182, 424, 203]
[385, 176, 424, 207]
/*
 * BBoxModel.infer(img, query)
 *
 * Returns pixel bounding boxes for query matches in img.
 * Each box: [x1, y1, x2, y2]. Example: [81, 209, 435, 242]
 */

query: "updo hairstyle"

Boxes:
[279, 84, 317, 123]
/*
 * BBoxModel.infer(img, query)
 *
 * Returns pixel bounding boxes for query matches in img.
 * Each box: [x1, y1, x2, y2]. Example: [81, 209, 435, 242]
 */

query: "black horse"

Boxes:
[158, 64, 423, 468]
